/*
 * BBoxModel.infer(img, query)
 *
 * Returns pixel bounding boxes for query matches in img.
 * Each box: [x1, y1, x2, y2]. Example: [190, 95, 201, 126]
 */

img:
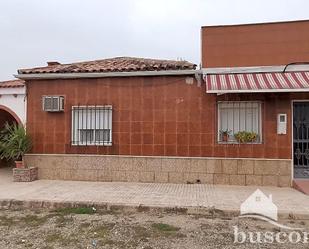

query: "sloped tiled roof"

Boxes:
[0, 80, 25, 88]
[18, 57, 196, 74]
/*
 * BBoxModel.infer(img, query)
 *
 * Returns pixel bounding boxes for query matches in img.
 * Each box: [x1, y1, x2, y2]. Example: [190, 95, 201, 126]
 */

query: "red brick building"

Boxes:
[18, 20, 309, 187]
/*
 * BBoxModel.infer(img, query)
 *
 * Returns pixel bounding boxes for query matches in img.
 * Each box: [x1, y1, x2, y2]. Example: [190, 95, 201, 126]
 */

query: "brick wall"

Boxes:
[26, 76, 309, 159]
[202, 20, 309, 68]
[13, 167, 38, 182]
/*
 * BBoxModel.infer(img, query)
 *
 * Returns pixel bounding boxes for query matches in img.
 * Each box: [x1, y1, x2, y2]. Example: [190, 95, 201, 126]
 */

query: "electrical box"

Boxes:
[277, 114, 287, 135]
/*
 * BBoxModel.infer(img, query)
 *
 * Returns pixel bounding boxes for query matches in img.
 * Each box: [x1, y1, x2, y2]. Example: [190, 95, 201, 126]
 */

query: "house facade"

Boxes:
[18, 20, 309, 187]
[0, 80, 26, 126]
[0, 80, 26, 167]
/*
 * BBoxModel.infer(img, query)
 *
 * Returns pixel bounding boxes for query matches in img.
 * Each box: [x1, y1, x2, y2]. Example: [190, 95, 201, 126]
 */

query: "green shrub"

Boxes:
[54, 207, 96, 215]
[0, 123, 31, 161]
[151, 223, 180, 232]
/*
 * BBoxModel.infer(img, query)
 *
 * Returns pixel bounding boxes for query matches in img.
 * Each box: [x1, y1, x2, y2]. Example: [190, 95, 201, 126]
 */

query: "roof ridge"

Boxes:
[18, 57, 196, 75]
[59, 56, 193, 65]
[0, 79, 25, 88]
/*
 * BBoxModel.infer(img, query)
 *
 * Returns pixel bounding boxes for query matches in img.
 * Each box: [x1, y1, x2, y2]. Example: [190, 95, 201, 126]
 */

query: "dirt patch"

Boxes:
[0, 208, 308, 248]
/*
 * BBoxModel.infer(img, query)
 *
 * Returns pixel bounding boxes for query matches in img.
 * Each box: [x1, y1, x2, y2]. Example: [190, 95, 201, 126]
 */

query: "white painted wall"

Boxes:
[0, 87, 26, 124]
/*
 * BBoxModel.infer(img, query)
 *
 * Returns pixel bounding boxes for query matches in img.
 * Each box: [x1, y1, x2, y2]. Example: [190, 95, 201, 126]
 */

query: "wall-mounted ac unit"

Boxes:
[42, 96, 64, 112]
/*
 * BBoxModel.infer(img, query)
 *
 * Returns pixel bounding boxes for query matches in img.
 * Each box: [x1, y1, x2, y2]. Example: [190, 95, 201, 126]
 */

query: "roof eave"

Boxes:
[202, 65, 309, 74]
[0, 85, 24, 89]
[15, 69, 200, 80]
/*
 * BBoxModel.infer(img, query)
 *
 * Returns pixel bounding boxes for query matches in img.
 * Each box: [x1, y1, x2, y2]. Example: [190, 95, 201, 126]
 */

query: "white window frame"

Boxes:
[217, 101, 262, 144]
[42, 95, 64, 112]
[71, 105, 112, 146]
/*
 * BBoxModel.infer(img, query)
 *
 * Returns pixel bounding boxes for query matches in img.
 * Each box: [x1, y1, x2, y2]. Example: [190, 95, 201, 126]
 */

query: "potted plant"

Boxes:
[246, 132, 258, 143]
[0, 123, 32, 168]
[234, 131, 258, 143]
[220, 129, 231, 142]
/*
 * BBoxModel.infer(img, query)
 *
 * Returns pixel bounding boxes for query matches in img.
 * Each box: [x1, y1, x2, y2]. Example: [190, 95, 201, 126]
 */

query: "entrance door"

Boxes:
[293, 102, 309, 178]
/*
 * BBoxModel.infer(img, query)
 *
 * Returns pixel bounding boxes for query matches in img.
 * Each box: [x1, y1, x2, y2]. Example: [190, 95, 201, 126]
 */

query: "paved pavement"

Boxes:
[1, 167, 309, 218]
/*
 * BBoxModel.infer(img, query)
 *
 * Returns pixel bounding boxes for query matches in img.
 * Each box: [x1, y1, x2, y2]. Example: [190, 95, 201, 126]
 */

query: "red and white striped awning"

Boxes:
[205, 71, 309, 93]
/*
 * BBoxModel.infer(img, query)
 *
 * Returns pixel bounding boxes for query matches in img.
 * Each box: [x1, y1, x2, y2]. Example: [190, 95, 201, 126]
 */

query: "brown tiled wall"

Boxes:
[201, 20, 309, 68]
[26, 76, 309, 159]
[27, 76, 216, 157]
[25, 154, 292, 187]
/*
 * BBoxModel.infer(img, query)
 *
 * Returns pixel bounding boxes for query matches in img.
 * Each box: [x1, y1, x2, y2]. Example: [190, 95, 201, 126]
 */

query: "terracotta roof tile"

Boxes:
[0, 80, 25, 88]
[18, 57, 196, 74]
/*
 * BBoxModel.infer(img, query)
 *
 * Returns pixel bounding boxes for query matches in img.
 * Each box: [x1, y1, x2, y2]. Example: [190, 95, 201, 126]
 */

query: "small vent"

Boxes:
[43, 96, 64, 112]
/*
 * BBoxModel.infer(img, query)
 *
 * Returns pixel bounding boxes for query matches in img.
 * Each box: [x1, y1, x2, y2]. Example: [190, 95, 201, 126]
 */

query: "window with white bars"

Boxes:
[218, 102, 262, 143]
[71, 106, 112, 146]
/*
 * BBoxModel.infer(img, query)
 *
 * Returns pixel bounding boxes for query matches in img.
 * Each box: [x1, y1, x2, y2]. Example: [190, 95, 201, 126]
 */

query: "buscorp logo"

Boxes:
[233, 189, 307, 244]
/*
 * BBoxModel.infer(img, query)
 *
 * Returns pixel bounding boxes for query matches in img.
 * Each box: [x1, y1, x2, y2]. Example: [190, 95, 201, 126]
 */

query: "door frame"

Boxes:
[291, 100, 309, 179]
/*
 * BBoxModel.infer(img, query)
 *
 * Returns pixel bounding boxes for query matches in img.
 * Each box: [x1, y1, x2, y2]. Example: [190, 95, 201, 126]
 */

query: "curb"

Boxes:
[0, 199, 308, 220]
[0, 198, 237, 217]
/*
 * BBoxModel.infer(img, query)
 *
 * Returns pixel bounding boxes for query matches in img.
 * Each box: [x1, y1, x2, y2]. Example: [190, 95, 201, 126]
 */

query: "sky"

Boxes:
[0, 0, 308, 80]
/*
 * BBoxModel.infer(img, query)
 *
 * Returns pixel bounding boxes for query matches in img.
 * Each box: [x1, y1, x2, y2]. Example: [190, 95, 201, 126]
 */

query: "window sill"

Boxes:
[217, 141, 262, 145]
[71, 143, 112, 147]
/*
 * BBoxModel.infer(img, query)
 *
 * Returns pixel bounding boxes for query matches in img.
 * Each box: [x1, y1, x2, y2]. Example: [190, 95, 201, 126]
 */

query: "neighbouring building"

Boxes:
[0, 79, 26, 167]
[201, 20, 309, 188]
[17, 20, 309, 187]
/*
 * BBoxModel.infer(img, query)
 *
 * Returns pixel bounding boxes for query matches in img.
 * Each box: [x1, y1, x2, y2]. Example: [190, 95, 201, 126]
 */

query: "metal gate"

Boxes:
[293, 102, 309, 178]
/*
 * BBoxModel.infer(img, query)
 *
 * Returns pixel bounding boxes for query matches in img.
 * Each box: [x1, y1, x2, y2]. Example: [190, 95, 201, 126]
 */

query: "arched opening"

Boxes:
[0, 107, 21, 168]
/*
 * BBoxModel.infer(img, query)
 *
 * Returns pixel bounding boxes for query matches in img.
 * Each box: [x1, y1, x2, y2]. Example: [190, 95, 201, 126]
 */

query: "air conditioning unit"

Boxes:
[42, 96, 64, 112]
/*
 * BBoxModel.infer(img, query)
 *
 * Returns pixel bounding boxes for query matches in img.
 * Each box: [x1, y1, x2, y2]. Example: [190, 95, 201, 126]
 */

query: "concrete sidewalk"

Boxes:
[1, 168, 309, 219]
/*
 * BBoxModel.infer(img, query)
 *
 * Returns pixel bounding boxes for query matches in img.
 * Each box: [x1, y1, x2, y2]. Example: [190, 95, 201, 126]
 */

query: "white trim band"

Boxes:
[15, 70, 200, 80]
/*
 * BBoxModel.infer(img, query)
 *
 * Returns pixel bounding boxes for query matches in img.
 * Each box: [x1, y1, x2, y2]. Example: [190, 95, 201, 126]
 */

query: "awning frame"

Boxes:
[204, 67, 309, 94]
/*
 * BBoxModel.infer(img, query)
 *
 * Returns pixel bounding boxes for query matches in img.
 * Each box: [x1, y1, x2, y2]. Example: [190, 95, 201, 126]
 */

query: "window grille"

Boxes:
[217, 101, 262, 143]
[71, 106, 112, 146]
